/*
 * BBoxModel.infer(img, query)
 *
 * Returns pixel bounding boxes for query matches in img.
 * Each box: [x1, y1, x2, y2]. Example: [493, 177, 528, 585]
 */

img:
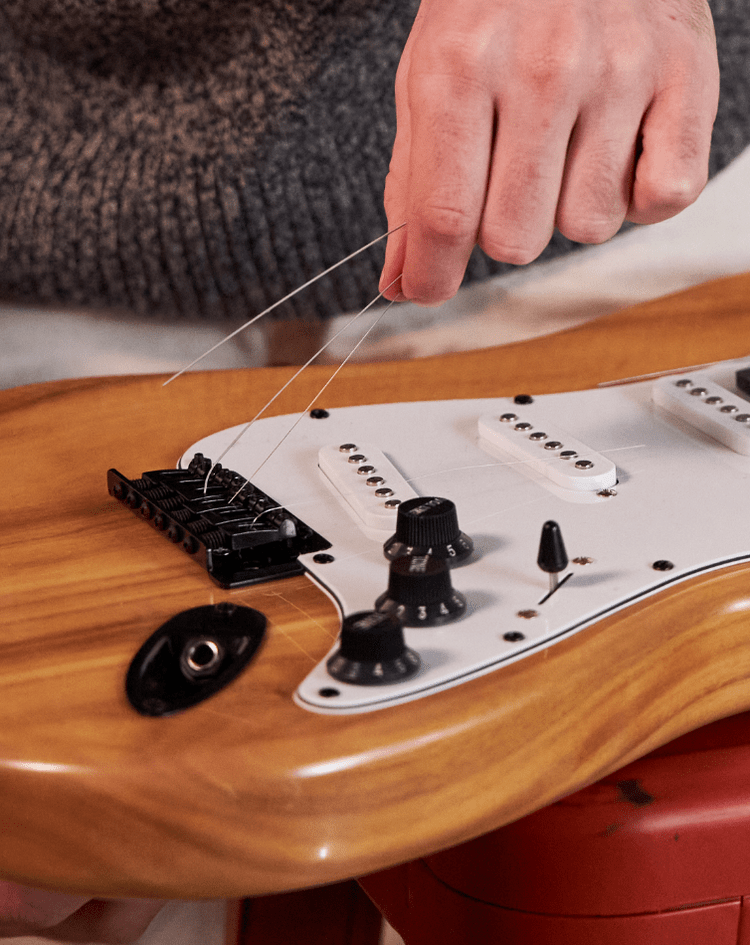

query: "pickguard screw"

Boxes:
[504, 631, 526, 642]
[652, 560, 674, 571]
[517, 609, 539, 619]
[597, 489, 617, 498]
[313, 553, 335, 564]
[310, 409, 329, 419]
[514, 395, 534, 405]
[573, 556, 594, 565]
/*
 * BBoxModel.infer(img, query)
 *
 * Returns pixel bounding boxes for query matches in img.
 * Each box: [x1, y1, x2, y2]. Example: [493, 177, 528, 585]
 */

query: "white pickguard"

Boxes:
[183, 359, 750, 714]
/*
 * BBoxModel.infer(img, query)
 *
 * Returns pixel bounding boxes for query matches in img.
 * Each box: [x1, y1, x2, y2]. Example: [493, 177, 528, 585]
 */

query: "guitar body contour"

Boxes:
[3, 272, 750, 899]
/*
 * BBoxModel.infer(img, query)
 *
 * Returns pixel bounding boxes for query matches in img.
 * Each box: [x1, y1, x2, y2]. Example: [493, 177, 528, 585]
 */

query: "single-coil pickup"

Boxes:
[652, 372, 750, 456]
[318, 443, 418, 530]
[478, 412, 617, 492]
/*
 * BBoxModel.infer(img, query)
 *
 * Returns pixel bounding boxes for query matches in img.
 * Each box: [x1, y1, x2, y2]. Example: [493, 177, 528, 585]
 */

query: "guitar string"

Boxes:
[596, 361, 724, 388]
[228, 443, 651, 532]
[598, 444, 646, 453]
[163, 223, 405, 386]
[245, 441, 648, 565]
[167, 213, 651, 513]
[396, 442, 648, 485]
[225, 283, 400, 502]
[206, 273, 401, 488]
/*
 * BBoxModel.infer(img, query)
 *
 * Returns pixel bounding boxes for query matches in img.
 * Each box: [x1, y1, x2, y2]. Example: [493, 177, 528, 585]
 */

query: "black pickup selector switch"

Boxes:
[537, 520, 569, 595]
[383, 496, 473, 566]
[736, 366, 750, 399]
[326, 611, 421, 686]
[376, 554, 467, 626]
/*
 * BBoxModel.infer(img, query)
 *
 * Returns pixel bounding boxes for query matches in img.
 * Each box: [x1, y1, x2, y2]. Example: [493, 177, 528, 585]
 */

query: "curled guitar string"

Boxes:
[251, 506, 283, 525]
[225, 280, 401, 502]
[163, 223, 405, 386]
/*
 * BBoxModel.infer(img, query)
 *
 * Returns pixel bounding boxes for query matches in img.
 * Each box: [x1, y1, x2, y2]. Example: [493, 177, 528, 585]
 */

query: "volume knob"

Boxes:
[384, 496, 473, 565]
[326, 611, 420, 686]
[376, 555, 467, 626]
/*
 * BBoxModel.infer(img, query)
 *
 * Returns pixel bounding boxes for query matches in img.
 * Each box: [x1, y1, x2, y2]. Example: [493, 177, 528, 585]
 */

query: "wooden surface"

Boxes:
[3, 272, 750, 899]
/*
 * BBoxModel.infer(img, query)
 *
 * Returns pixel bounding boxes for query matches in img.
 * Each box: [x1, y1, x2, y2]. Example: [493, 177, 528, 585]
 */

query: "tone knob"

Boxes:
[326, 611, 420, 686]
[375, 554, 467, 626]
[384, 496, 473, 565]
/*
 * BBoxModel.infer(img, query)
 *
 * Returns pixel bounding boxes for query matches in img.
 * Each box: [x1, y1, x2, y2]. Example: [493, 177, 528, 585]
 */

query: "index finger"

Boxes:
[398, 67, 495, 304]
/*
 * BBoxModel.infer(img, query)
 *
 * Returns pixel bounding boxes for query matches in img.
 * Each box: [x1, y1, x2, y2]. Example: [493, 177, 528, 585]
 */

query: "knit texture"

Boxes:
[0, 0, 748, 322]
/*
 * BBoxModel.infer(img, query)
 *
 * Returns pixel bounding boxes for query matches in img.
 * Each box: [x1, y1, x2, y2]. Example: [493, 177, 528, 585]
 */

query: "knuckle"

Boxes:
[478, 229, 544, 266]
[557, 214, 621, 245]
[408, 32, 493, 102]
[421, 31, 487, 84]
[636, 171, 706, 218]
[401, 275, 460, 306]
[418, 203, 477, 244]
[518, 46, 582, 99]
[659, 176, 705, 209]
[557, 161, 629, 243]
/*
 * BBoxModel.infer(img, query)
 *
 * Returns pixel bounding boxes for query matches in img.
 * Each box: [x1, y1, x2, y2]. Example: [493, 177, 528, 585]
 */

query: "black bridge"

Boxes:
[107, 453, 330, 587]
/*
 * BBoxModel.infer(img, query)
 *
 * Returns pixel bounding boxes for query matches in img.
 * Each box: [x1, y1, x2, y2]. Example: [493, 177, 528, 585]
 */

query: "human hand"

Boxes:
[380, 0, 719, 304]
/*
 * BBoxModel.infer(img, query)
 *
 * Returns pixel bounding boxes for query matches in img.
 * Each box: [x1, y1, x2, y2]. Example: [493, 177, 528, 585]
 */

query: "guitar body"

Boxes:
[3, 272, 750, 900]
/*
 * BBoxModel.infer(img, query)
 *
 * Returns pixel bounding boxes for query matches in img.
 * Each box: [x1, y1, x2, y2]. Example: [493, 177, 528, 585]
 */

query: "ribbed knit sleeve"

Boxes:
[0, 0, 748, 322]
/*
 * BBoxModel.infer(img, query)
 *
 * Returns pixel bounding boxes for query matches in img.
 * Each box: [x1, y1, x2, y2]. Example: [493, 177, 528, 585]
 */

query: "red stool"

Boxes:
[361, 710, 750, 944]
[236, 880, 382, 945]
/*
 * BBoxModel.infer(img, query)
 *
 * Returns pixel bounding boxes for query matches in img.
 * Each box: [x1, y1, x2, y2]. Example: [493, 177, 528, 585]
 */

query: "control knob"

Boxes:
[376, 554, 467, 626]
[326, 611, 420, 686]
[384, 496, 473, 565]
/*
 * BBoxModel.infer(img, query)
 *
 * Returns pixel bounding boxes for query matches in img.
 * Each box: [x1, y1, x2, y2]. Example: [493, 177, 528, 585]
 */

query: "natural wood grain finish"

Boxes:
[2, 273, 750, 899]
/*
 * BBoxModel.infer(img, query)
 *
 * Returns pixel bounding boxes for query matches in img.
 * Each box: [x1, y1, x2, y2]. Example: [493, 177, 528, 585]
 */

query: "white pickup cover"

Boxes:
[652, 371, 750, 455]
[478, 411, 617, 491]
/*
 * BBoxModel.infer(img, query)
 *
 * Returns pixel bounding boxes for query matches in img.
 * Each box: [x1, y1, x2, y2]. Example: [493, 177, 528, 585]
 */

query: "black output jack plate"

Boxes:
[126, 603, 266, 716]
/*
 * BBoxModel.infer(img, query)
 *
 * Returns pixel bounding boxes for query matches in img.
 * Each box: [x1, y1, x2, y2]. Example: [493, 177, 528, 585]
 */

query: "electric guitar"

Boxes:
[3, 271, 750, 902]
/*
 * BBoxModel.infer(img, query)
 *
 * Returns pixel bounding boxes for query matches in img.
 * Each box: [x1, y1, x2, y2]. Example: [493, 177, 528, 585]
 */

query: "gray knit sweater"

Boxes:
[0, 0, 748, 322]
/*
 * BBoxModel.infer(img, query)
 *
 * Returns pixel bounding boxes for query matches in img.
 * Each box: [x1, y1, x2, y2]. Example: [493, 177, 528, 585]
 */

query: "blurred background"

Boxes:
[2, 145, 749, 392]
